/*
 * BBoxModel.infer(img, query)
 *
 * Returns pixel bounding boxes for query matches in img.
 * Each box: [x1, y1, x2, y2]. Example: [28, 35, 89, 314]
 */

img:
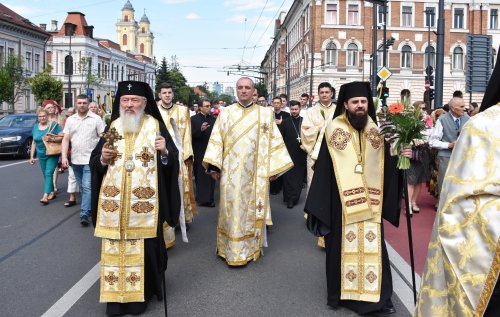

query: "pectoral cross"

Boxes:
[101, 127, 123, 165]
[296, 136, 301, 144]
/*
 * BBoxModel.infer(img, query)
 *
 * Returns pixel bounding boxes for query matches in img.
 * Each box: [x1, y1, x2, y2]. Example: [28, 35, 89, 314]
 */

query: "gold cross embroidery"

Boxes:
[109, 146, 122, 165]
[256, 201, 264, 214]
[262, 123, 269, 134]
[136, 147, 155, 167]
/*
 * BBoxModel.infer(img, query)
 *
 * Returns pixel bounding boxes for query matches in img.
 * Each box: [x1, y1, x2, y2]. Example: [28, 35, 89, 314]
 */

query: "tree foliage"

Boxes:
[155, 56, 197, 104]
[29, 65, 64, 104]
[0, 55, 26, 105]
[78, 57, 102, 91]
[255, 79, 268, 98]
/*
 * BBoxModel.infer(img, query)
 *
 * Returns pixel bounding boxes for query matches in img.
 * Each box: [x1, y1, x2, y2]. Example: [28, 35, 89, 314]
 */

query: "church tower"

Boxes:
[136, 11, 154, 58]
[116, 0, 137, 52]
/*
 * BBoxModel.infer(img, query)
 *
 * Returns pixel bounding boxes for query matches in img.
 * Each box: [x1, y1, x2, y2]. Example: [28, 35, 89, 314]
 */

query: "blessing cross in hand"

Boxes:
[101, 127, 123, 165]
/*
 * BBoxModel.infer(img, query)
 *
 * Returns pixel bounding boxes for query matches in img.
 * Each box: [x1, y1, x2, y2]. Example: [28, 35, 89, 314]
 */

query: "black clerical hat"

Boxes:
[333, 81, 377, 123]
[110, 81, 164, 125]
[480, 46, 500, 112]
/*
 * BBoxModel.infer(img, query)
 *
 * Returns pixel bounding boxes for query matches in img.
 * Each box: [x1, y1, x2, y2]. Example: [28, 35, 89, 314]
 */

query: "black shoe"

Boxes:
[287, 201, 294, 209]
[367, 302, 396, 316]
[64, 200, 77, 207]
[80, 216, 90, 227]
[208, 202, 215, 207]
[270, 191, 278, 195]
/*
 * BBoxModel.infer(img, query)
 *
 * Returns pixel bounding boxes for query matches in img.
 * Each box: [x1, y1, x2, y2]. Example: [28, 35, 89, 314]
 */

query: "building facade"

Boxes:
[116, 0, 154, 58]
[261, 0, 500, 107]
[0, 4, 50, 113]
[46, 9, 156, 109]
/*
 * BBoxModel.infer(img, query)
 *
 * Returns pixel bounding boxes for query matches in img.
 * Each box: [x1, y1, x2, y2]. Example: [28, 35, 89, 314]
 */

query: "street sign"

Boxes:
[425, 66, 434, 76]
[377, 66, 392, 81]
[425, 80, 430, 89]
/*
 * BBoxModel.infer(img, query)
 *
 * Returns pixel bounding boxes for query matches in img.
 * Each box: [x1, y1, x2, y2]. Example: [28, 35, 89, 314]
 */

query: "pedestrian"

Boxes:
[299, 93, 309, 116]
[415, 48, 500, 316]
[61, 94, 105, 226]
[270, 96, 290, 196]
[90, 80, 180, 316]
[279, 93, 290, 113]
[281, 100, 307, 208]
[429, 96, 469, 202]
[30, 107, 63, 204]
[191, 99, 216, 207]
[203, 77, 293, 266]
[157, 82, 196, 248]
[304, 81, 412, 316]
[257, 95, 268, 107]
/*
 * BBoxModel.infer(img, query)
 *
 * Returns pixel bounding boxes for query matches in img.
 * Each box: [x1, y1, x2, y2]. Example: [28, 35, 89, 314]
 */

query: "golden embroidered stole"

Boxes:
[325, 114, 385, 302]
[95, 115, 159, 303]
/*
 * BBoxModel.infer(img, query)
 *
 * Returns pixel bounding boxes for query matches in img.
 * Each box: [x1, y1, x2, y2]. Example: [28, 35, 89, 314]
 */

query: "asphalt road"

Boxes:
[0, 157, 411, 317]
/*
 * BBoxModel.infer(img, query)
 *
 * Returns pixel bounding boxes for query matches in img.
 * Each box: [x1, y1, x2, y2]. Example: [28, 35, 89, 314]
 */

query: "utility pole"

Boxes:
[371, 2, 378, 96]
[273, 38, 277, 97]
[434, 0, 445, 107]
[382, 1, 388, 67]
[286, 29, 290, 100]
[309, 30, 314, 107]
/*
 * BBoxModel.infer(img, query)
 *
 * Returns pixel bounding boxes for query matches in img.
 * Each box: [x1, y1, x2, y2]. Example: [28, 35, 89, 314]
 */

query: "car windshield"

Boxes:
[0, 116, 37, 128]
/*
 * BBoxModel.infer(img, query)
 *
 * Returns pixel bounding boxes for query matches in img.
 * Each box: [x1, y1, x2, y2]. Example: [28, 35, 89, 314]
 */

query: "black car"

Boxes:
[0, 113, 37, 158]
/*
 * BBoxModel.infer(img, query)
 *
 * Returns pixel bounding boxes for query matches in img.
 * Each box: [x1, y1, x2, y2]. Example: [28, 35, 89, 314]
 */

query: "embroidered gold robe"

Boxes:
[159, 103, 197, 248]
[301, 102, 336, 248]
[415, 106, 500, 317]
[203, 103, 293, 266]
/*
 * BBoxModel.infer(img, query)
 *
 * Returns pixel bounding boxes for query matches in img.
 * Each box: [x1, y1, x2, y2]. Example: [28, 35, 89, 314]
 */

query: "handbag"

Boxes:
[43, 122, 63, 156]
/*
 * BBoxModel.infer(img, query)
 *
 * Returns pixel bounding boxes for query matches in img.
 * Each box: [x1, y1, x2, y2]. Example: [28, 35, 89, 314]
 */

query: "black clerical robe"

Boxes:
[281, 116, 307, 204]
[270, 111, 291, 194]
[90, 122, 180, 316]
[304, 139, 403, 314]
[191, 112, 216, 205]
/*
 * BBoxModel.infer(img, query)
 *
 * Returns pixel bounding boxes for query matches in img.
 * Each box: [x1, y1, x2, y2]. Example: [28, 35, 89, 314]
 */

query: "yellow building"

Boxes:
[116, 0, 154, 58]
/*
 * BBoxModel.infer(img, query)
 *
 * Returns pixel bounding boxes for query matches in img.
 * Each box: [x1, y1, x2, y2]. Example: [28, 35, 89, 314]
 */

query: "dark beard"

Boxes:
[347, 111, 368, 131]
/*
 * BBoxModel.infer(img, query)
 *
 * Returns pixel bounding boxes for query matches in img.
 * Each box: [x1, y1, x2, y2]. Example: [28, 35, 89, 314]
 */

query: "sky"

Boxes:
[5, 0, 294, 91]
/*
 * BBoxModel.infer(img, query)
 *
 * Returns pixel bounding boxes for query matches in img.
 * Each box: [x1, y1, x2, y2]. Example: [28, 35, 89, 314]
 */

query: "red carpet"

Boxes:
[384, 190, 437, 275]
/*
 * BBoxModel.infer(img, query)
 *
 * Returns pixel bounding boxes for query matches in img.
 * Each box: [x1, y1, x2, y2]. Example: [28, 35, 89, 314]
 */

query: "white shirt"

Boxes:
[428, 113, 460, 150]
[63, 111, 105, 165]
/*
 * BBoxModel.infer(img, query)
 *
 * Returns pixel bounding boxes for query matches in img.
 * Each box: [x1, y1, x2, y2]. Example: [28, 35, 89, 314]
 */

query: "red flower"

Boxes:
[388, 103, 404, 114]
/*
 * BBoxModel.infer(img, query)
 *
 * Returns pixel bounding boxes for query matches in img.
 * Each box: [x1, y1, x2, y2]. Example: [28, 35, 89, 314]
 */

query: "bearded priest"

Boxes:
[304, 81, 412, 316]
[90, 81, 180, 316]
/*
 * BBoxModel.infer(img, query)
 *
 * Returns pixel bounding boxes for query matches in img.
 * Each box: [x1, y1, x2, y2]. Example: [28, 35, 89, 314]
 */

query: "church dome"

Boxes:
[122, 0, 134, 11]
[140, 13, 150, 23]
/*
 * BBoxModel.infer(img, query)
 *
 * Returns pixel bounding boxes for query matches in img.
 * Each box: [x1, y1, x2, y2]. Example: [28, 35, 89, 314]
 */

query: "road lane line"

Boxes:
[386, 240, 422, 314]
[0, 160, 32, 169]
[41, 262, 100, 317]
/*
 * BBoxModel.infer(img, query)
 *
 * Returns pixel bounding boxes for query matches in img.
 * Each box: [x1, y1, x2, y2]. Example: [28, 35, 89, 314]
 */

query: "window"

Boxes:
[121, 66, 124, 81]
[142, 27, 145, 33]
[401, 45, 412, 68]
[8, 47, 14, 56]
[377, 4, 388, 25]
[0, 46, 4, 65]
[402, 6, 413, 27]
[140, 43, 145, 54]
[347, 4, 359, 25]
[124, 15, 129, 22]
[347, 43, 358, 66]
[453, 47, 464, 70]
[25, 89, 31, 110]
[122, 34, 127, 46]
[425, 46, 435, 68]
[98, 63, 101, 78]
[325, 42, 337, 65]
[34, 54, 40, 73]
[493, 48, 497, 69]
[491, 9, 498, 29]
[377, 49, 383, 67]
[425, 7, 436, 27]
[104, 64, 108, 79]
[454, 8, 464, 29]
[25, 52, 32, 71]
[325, 3, 338, 24]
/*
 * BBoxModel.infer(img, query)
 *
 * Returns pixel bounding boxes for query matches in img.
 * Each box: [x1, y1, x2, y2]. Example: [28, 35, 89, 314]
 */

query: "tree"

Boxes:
[78, 57, 102, 92]
[29, 65, 64, 104]
[155, 56, 197, 104]
[255, 79, 268, 98]
[0, 55, 26, 106]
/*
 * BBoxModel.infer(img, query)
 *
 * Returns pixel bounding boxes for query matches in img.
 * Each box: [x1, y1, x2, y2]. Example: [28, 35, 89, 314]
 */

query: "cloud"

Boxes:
[223, 0, 275, 12]
[162, 0, 190, 4]
[186, 13, 200, 20]
[2, 3, 40, 16]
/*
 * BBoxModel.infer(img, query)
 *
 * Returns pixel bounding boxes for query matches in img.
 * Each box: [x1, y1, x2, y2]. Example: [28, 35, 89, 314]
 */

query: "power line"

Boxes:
[241, 0, 269, 61]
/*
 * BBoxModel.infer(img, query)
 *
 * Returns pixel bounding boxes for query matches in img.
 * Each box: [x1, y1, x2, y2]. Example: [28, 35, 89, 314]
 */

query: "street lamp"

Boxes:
[64, 22, 76, 108]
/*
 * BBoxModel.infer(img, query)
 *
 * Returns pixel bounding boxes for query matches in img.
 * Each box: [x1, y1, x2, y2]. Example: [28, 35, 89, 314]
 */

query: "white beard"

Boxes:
[120, 108, 145, 133]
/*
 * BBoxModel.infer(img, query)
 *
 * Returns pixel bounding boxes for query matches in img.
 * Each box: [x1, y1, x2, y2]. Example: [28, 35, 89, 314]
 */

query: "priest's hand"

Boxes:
[210, 171, 220, 181]
[400, 146, 412, 158]
[155, 135, 168, 156]
[201, 122, 210, 131]
[101, 142, 117, 164]
[275, 117, 283, 125]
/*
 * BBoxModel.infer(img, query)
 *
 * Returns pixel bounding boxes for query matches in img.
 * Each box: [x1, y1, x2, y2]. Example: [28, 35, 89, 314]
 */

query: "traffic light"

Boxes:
[428, 75, 434, 87]
[382, 87, 389, 99]
[429, 88, 435, 101]
[385, 37, 395, 49]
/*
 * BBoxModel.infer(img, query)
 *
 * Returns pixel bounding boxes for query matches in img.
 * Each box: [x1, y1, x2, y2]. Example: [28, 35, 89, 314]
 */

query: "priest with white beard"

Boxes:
[90, 81, 181, 316]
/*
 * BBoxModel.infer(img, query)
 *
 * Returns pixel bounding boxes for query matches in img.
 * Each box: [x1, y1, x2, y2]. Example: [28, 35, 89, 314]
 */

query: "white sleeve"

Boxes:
[428, 120, 449, 150]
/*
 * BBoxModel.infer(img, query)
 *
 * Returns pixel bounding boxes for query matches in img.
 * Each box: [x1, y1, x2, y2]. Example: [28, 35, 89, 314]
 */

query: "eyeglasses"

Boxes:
[258, 100, 266, 103]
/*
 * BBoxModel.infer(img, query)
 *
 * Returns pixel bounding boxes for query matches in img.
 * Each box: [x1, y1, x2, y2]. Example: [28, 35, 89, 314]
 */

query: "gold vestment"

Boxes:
[203, 103, 293, 266]
[415, 106, 500, 317]
[158, 103, 197, 248]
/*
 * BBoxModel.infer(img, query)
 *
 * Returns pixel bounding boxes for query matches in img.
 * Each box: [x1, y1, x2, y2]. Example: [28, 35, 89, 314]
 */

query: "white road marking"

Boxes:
[41, 261, 100, 317]
[386, 241, 422, 314]
[0, 160, 32, 169]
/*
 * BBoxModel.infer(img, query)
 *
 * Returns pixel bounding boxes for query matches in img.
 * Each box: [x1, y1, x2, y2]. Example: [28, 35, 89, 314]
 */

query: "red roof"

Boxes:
[99, 39, 121, 51]
[57, 12, 92, 37]
[192, 87, 206, 97]
[0, 3, 49, 36]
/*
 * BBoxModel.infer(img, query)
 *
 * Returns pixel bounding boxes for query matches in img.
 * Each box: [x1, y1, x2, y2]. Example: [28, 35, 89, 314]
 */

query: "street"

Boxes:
[0, 157, 412, 317]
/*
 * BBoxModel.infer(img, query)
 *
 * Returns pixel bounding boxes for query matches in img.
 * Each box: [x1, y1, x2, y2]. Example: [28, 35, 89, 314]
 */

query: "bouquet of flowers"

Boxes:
[379, 101, 426, 169]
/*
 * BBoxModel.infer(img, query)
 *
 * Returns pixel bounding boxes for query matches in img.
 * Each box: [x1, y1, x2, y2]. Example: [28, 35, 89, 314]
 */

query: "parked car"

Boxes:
[0, 113, 37, 158]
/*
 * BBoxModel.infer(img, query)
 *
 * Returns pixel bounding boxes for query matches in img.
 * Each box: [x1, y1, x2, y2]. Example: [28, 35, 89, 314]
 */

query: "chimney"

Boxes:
[51, 20, 58, 32]
[39, 23, 47, 31]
